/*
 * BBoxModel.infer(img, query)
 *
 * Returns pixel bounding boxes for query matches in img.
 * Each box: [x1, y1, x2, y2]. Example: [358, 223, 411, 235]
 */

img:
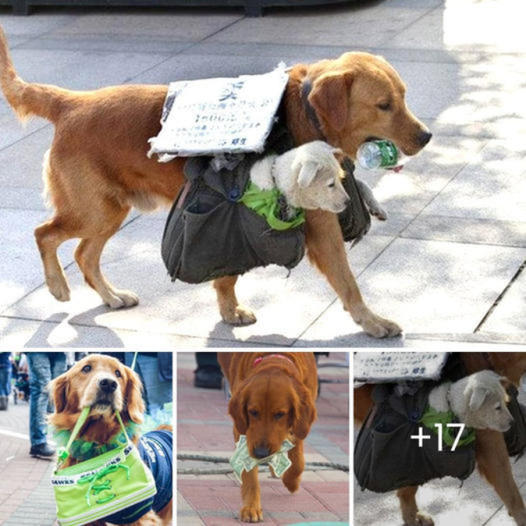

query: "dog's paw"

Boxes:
[240, 505, 263, 522]
[405, 512, 434, 526]
[105, 289, 139, 309]
[369, 205, 388, 221]
[355, 308, 402, 338]
[47, 275, 71, 302]
[282, 474, 301, 493]
[222, 305, 257, 326]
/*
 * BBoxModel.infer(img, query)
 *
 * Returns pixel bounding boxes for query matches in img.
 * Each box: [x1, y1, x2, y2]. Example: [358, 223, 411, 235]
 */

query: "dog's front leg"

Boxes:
[476, 429, 526, 526]
[396, 486, 434, 526]
[213, 275, 257, 326]
[304, 209, 401, 338]
[282, 439, 304, 493]
[240, 466, 263, 522]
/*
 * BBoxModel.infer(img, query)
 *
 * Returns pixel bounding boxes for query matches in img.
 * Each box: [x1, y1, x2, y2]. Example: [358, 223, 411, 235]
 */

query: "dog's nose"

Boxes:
[253, 446, 270, 459]
[417, 130, 432, 147]
[99, 378, 118, 393]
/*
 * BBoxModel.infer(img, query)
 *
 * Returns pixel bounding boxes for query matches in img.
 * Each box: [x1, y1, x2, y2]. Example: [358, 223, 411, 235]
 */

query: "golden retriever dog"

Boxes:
[49, 354, 173, 526]
[354, 353, 526, 526]
[218, 352, 318, 523]
[0, 25, 431, 338]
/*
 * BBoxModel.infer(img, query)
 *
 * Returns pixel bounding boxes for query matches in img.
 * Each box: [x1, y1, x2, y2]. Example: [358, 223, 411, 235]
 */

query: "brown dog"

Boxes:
[218, 352, 317, 522]
[354, 353, 526, 526]
[0, 25, 431, 338]
[49, 354, 173, 526]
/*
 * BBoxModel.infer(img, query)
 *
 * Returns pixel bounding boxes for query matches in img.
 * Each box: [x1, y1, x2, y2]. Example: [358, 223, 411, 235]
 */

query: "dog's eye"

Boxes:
[248, 409, 259, 418]
[328, 182, 335, 188]
[377, 102, 391, 111]
[115, 370, 122, 378]
[82, 364, 92, 374]
[274, 412, 285, 420]
[495, 404, 502, 410]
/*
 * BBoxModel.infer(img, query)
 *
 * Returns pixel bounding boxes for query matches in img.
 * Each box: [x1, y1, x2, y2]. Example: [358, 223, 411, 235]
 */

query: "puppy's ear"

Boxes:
[124, 368, 145, 424]
[469, 387, 488, 411]
[49, 373, 70, 413]
[297, 161, 320, 188]
[289, 380, 317, 440]
[228, 385, 249, 435]
[308, 71, 353, 133]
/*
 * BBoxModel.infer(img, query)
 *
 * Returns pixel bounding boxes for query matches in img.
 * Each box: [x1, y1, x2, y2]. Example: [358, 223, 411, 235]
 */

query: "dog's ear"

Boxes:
[499, 375, 512, 391]
[297, 161, 320, 188]
[469, 387, 489, 411]
[308, 71, 353, 133]
[123, 368, 145, 424]
[289, 380, 317, 440]
[228, 385, 249, 435]
[48, 373, 70, 413]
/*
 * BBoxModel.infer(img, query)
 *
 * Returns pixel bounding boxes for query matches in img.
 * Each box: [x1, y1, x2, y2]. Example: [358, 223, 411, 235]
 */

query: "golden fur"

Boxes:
[49, 354, 172, 526]
[0, 25, 431, 338]
[218, 352, 317, 523]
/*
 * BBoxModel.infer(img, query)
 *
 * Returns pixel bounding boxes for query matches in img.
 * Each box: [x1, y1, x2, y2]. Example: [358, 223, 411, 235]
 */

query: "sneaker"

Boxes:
[30, 443, 56, 458]
[0, 395, 7, 410]
[194, 366, 223, 390]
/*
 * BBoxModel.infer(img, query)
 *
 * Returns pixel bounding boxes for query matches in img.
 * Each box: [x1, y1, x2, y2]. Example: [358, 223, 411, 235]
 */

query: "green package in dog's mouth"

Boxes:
[229, 435, 295, 483]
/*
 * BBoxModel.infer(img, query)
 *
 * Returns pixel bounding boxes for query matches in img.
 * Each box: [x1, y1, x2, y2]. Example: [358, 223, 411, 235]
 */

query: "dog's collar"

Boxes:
[253, 353, 295, 368]
[301, 78, 326, 141]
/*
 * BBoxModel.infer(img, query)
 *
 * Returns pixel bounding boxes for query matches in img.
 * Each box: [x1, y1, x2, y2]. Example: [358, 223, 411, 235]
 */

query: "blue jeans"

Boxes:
[125, 353, 172, 414]
[0, 353, 11, 396]
[27, 352, 66, 447]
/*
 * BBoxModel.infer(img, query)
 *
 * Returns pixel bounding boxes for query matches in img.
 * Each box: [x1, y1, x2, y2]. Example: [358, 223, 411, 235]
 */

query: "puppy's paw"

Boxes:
[369, 204, 388, 221]
[222, 305, 257, 326]
[240, 505, 263, 522]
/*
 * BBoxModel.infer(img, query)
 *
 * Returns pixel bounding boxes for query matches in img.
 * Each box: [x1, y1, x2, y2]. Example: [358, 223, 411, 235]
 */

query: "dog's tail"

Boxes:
[0, 24, 73, 123]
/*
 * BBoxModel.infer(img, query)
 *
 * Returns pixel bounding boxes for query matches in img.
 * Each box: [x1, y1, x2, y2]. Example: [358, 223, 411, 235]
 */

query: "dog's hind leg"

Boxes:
[476, 429, 526, 526]
[304, 209, 401, 338]
[74, 208, 139, 309]
[35, 217, 74, 302]
[213, 275, 256, 325]
[397, 486, 434, 526]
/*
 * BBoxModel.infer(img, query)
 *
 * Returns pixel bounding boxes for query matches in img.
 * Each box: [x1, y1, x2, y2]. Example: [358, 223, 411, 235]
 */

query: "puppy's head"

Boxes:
[287, 140, 349, 213]
[464, 370, 513, 432]
[49, 354, 144, 432]
[297, 52, 432, 158]
[228, 371, 316, 459]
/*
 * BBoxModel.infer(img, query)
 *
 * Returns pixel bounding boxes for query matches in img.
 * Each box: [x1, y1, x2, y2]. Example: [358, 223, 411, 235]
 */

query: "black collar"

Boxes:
[301, 78, 326, 140]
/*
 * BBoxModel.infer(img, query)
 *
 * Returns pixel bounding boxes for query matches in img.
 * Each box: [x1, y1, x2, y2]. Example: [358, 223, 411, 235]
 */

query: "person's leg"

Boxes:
[27, 353, 54, 456]
[135, 353, 172, 413]
[194, 352, 223, 390]
[0, 353, 9, 410]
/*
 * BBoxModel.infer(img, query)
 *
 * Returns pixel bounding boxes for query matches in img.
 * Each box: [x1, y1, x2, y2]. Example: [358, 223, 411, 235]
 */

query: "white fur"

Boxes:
[249, 140, 350, 214]
[428, 370, 513, 432]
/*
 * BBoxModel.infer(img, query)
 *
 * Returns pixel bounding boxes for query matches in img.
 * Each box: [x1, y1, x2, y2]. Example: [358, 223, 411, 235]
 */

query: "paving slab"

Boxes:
[422, 139, 526, 223]
[390, 0, 526, 54]
[480, 269, 526, 335]
[49, 9, 243, 41]
[299, 238, 526, 340]
[207, 5, 434, 48]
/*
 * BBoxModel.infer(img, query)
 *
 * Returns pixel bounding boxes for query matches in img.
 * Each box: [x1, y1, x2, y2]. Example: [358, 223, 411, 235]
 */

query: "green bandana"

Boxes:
[52, 421, 139, 463]
[230, 435, 294, 483]
[420, 406, 475, 448]
[240, 181, 305, 231]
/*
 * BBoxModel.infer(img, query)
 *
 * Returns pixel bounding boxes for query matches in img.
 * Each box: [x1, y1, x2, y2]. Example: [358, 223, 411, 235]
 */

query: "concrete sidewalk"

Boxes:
[0, 0, 525, 348]
[0, 400, 57, 525]
[177, 352, 349, 525]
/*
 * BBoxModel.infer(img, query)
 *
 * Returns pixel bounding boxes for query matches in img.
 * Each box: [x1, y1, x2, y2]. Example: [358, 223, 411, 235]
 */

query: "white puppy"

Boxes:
[249, 140, 350, 217]
[428, 370, 513, 432]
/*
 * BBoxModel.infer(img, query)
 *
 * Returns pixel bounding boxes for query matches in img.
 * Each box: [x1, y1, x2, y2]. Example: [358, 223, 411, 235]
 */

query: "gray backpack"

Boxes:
[354, 382, 476, 493]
